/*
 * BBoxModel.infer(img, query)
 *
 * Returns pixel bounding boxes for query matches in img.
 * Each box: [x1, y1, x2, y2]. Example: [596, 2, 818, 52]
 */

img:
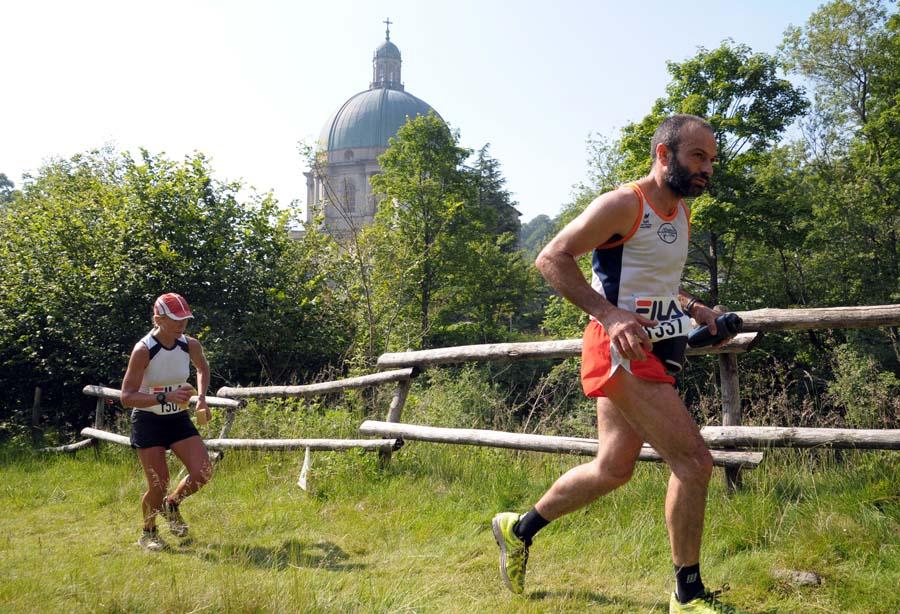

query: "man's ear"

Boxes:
[655, 143, 670, 166]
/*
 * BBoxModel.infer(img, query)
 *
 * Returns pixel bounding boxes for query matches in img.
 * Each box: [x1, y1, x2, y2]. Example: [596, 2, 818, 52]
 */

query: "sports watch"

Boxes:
[155, 392, 167, 406]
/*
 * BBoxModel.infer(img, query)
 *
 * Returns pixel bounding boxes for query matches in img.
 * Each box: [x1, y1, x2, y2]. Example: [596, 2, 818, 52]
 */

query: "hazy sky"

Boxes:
[1, 0, 825, 222]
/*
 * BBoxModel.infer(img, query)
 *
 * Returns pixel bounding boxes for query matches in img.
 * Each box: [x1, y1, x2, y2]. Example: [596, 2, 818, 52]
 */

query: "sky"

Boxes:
[1, 0, 826, 223]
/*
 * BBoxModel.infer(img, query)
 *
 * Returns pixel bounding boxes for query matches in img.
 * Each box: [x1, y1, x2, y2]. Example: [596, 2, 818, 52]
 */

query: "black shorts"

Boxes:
[130, 409, 200, 449]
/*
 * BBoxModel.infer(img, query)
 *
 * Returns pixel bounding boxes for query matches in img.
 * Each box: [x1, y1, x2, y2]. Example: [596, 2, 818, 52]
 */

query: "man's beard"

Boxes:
[664, 154, 710, 197]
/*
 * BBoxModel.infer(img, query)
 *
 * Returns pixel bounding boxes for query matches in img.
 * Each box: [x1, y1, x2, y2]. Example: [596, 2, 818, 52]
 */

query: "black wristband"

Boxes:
[685, 298, 702, 316]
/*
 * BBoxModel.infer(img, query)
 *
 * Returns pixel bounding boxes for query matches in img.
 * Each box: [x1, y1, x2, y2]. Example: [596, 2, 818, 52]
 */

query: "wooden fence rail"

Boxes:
[701, 426, 900, 449]
[40, 438, 96, 453]
[216, 368, 419, 399]
[361, 421, 900, 451]
[203, 438, 402, 452]
[376, 305, 900, 369]
[80, 427, 131, 447]
[79, 428, 401, 453]
[377, 334, 758, 369]
[82, 385, 241, 408]
[737, 304, 900, 331]
[358, 421, 763, 469]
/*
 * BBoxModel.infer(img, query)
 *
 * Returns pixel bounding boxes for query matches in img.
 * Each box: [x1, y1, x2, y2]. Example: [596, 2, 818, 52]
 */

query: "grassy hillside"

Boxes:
[1, 439, 897, 613]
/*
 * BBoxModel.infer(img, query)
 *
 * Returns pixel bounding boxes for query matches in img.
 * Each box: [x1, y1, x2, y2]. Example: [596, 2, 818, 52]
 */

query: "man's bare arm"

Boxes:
[536, 187, 657, 360]
[536, 188, 635, 318]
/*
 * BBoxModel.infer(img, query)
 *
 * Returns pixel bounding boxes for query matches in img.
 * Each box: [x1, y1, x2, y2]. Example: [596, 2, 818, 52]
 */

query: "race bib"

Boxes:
[147, 384, 188, 415]
[635, 296, 691, 343]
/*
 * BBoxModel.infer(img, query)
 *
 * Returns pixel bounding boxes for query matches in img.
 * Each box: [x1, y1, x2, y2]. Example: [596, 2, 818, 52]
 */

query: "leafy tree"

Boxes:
[724, 143, 816, 309]
[781, 0, 899, 308]
[781, 0, 892, 133]
[365, 114, 538, 351]
[367, 113, 474, 349]
[616, 40, 809, 305]
[0, 148, 352, 431]
[583, 132, 628, 195]
[470, 144, 522, 243]
[434, 232, 539, 345]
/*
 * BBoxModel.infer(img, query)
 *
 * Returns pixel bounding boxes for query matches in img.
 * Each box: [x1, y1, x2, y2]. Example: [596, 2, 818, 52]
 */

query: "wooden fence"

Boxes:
[40, 386, 241, 453]
[213, 367, 418, 461]
[42, 304, 900, 494]
[371, 305, 900, 492]
[49, 370, 418, 460]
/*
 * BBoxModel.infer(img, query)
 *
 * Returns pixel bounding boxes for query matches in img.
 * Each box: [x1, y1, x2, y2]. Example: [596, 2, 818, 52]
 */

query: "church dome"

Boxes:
[318, 24, 440, 152]
[319, 83, 440, 151]
[306, 22, 447, 235]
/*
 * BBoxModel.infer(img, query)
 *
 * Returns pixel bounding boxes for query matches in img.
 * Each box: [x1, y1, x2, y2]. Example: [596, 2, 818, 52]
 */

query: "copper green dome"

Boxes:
[319, 88, 439, 151]
[318, 27, 440, 152]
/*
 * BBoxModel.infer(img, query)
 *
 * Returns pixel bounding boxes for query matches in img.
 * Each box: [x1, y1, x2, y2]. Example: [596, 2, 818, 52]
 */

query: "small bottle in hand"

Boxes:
[687, 313, 743, 348]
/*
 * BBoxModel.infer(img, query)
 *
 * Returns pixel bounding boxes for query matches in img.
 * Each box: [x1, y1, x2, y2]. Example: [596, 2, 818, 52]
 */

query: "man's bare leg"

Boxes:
[491, 394, 645, 594]
[493, 370, 712, 601]
[534, 397, 644, 520]
[602, 370, 713, 567]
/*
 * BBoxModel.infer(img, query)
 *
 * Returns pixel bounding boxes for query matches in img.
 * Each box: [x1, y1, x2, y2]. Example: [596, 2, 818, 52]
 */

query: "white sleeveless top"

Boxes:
[136, 332, 191, 414]
[590, 183, 690, 316]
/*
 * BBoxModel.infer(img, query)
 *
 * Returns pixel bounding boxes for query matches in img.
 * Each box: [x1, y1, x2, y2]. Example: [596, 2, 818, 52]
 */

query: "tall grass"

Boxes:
[4, 371, 898, 613]
[1, 435, 897, 613]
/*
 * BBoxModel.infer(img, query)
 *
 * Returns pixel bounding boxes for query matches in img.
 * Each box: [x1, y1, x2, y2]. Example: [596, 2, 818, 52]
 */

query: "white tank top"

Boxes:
[137, 331, 191, 414]
[590, 183, 690, 315]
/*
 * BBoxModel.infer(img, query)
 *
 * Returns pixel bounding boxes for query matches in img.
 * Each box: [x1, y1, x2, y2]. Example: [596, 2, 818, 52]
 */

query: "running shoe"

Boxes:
[491, 512, 528, 594]
[669, 590, 745, 613]
[137, 528, 167, 552]
[160, 498, 189, 538]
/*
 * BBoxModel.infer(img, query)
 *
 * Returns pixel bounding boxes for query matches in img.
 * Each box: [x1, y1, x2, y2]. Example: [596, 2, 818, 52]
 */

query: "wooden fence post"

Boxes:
[718, 352, 742, 492]
[92, 396, 106, 453]
[385, 380, 412, 423]
[93, 397, 106, 429]
[210, 406, 238, 465]
[31, 387, 42, 447]
[713, 305, 744, 493]
[379, 379, 412, 465]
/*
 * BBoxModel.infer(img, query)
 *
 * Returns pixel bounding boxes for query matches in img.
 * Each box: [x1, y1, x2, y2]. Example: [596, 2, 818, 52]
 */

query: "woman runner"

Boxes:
[121, 293, 213, 551]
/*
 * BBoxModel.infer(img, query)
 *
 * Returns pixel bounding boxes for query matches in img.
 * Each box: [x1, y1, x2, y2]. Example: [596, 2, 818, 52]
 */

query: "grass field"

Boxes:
[1, 438, 898, 613]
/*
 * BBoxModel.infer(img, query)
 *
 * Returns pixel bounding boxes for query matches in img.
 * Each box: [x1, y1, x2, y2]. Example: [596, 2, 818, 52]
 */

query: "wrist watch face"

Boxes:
[156, 392, 167, 404]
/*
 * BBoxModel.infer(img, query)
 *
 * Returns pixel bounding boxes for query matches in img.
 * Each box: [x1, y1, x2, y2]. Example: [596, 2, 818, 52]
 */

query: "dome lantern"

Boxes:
[372, 18, 403, 90]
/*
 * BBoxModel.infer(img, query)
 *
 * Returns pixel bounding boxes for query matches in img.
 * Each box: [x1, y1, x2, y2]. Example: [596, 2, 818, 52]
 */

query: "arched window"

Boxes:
[342, 178, 356, 212]
[344, 149, 354, 161]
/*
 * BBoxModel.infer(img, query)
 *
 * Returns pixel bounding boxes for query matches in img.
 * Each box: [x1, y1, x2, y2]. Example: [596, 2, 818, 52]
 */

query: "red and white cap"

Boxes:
[153, 293, 194, 320]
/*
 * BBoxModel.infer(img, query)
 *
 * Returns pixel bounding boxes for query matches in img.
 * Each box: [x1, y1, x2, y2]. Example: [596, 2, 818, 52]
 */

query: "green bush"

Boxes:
[406, 366, 509, 429]
[828, 343, 900, 428]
